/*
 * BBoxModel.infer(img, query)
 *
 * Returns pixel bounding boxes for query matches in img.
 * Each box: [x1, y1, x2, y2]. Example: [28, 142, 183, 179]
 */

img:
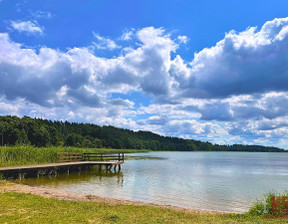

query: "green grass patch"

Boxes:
[0, 191, 286, 224]
[0, 146, 150, 167]
[248, 191, 288, 216]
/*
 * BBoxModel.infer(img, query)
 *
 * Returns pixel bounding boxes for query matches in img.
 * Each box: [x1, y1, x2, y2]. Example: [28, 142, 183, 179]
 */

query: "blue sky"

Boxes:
[1, 0, 288, 148]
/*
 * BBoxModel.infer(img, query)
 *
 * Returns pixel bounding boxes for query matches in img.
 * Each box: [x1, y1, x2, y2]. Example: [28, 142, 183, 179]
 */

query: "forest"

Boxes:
[0, 115, 285, 152]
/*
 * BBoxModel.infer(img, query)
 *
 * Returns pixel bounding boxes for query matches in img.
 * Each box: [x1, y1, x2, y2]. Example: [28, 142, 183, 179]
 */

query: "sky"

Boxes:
[1, 0, 288, 148]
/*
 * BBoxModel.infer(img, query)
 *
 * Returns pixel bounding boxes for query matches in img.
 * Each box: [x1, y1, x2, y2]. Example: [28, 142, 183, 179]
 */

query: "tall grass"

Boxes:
[0, 146, 148, 167]
[248, 190, 288, 216]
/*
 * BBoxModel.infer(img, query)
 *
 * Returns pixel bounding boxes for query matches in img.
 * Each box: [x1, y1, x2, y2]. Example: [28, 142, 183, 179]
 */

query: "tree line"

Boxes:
[0, 116, 285, 152]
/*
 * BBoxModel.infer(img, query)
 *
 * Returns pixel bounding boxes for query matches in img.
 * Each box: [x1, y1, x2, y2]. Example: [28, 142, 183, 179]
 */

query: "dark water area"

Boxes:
[20, 151, 288, 213]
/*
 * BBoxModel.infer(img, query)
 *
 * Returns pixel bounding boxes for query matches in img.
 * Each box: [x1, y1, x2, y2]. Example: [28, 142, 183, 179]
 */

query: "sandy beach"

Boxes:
[0, 181, 228, 215]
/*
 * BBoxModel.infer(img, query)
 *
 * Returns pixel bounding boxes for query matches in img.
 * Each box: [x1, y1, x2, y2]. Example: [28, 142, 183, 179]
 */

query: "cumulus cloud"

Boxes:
[10, 20, 43, 35]
[256, 118, 288, 131]
[163, 119, 223, 139]
[188, 92, 288, 122]
[146, 116, 169, 126]
[109, 98, 134, 107]
[0, 34, 101, 107]
[178, 17, 288, 99]
[0, 26, 179, 109]
[1, 18, 288, 148]
[0, 101, 18, 115]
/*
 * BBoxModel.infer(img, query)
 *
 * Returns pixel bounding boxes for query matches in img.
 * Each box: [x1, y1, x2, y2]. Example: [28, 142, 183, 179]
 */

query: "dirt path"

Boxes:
[0, 181, 229, 214]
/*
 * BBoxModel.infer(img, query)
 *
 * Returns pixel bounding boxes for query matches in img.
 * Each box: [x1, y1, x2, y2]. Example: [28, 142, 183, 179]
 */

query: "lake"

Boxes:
[21, 151, 288, 213]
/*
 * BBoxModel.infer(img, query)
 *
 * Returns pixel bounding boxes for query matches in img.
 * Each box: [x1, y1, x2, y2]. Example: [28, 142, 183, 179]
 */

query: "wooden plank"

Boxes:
[0, 152, 125, 176]
[57, 153, 124, 161]
[57, 153, 84, 162]
[0, 161, 124, 173]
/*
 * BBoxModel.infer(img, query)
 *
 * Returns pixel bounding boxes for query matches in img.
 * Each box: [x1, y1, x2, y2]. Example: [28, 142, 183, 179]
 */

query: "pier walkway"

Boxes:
[0, 152, 125, 178]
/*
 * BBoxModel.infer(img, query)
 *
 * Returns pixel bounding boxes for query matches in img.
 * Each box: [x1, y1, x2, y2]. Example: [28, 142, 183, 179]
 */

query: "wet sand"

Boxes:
[0, 181, 229, 214]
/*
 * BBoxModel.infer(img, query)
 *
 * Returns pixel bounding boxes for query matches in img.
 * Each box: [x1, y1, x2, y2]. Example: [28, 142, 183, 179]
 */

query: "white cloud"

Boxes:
[92, 32, 120, 50]
[120, 29, 134, 40]
[177, 35, 188, 44]
[0, 101, 18, 115]
[177, 17, 288, 99]
[10, 20, 43, 35]
[2, 18, 288, 148]
[30, 10, 53, 19]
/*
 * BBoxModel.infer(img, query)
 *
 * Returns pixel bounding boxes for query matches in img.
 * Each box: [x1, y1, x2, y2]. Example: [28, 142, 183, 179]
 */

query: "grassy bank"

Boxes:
[1, 183, 287, 223]
[0, 191, 285, 223]
[0, 146, 149, 167]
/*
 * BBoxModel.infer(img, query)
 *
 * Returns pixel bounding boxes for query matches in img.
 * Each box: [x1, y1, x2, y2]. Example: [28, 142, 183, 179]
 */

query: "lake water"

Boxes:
[21, 151, 288, 213]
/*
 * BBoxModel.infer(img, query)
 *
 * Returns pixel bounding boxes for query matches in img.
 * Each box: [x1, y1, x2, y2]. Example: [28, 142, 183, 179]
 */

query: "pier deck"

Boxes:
[0, 152, 125, 178]
[0, 161, 124, 173]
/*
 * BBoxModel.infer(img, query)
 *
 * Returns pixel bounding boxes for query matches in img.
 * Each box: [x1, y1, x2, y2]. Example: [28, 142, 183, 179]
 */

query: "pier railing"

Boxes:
[57, 152, 125, 162]
[57, 153, 83, 162]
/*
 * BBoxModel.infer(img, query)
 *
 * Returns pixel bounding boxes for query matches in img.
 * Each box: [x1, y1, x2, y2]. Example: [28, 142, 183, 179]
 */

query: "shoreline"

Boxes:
[0, 180, 230, 215]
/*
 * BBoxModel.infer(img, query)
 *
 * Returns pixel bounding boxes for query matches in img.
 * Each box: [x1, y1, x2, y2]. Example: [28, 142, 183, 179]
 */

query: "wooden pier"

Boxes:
[0, 152, 125, 179]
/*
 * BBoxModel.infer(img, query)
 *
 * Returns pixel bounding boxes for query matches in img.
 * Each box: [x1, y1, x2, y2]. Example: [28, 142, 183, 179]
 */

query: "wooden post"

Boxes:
[108, 165, 112, 171]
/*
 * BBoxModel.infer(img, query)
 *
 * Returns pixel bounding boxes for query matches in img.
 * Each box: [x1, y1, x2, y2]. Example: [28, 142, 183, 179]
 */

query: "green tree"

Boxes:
[16, 129, 29, 145]
[82, 139, 92, 148]
[66, 133, 83, 147]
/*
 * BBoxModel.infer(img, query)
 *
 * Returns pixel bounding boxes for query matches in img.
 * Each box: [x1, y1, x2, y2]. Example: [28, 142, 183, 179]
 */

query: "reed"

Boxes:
[0, 146, 148, 167]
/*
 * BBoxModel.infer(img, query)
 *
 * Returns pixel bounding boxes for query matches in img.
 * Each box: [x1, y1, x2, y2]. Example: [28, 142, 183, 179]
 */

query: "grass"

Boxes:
[1, 147, 288, 223]
[0, 181, 287, 224]
[0, 190, 287, 224]
[0, 145, 150, 167]
[248, 190, 288, 216]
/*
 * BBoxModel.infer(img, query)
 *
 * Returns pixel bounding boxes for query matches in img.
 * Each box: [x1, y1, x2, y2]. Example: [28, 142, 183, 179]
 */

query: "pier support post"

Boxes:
[108, 165, 112, 171]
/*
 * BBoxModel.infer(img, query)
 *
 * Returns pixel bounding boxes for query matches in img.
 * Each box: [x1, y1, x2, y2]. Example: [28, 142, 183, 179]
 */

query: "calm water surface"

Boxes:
[21, 152, 288, 213]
